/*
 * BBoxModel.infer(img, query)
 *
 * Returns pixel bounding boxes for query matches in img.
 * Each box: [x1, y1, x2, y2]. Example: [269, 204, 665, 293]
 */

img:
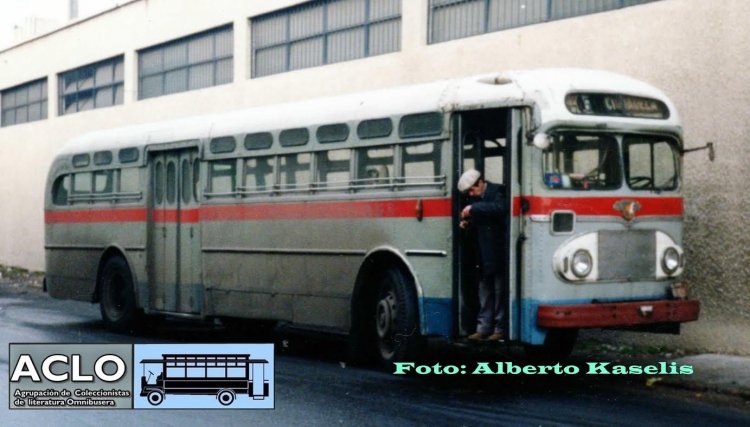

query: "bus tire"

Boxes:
[99, 256, 139, 333]
[372, 268, 421, 368]
[147, 390, 164, 406]
[217, 389, 235, 406]
[524, 329, 578, 362]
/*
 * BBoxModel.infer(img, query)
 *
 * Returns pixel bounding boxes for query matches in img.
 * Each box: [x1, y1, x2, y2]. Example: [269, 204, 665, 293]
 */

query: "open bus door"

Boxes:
[454, 108, 519, 341]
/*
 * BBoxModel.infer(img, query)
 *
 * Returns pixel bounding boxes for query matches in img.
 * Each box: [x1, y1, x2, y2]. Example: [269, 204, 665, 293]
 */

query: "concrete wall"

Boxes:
[0, 0, 747, 353]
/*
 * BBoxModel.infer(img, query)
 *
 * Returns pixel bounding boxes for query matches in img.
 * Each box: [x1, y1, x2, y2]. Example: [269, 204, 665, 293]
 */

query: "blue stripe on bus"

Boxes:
[421, 297, 452, 337]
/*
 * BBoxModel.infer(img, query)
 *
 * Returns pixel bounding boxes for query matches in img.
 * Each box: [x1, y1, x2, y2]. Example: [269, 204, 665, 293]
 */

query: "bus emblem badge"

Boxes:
[614, 200, 641, 221]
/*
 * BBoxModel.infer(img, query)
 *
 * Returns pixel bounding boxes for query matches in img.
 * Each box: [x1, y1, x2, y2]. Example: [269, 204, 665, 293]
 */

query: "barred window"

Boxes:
[251, 0, 401, 77]
[316, 149, 351, 191]
[58, 56, 124, 115]
[279, 153, 312, 191]
[403, 142, 442, 181]
[429, 0, 660, 44]
[243, 156, 276, 194]
[138, 25, 233, 99]
[209, 160, 237, 194]
[356, 146, 394, 188]
[1, 79, 47, 127]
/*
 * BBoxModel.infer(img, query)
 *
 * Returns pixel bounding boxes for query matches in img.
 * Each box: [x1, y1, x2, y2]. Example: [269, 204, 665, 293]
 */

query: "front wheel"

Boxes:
[372, 268, 421, 368]
[147, 390, 164, 406]
[99, 256, 139, 333]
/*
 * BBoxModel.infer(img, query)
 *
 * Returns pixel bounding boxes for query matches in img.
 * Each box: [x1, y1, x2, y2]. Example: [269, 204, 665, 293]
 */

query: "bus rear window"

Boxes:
[542, 134, 621, 190]
[52, 175, 70, 205]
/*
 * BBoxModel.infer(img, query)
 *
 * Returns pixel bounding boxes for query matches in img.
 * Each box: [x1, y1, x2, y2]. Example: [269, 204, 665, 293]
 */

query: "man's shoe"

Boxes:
[487, 332, 505, 342]
[467, 332, 488, 341]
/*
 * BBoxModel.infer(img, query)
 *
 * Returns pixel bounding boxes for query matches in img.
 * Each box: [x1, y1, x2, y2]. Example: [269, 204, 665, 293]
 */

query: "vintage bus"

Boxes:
[139, 354, 269, 406]
[45, 69, 700, 365]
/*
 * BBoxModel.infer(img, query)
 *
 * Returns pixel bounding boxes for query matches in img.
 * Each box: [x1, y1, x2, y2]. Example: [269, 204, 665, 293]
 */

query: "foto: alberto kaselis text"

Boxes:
[393, 361, 694, 376]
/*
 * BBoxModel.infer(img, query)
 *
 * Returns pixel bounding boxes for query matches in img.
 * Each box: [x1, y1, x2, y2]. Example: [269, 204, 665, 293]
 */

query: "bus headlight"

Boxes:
[662, 247, 680, 275]
[571, 250, 593, 278]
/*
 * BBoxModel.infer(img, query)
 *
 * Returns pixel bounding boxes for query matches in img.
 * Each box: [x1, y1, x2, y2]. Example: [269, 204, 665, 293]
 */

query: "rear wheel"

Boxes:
[217, 389, 235, 406]
[99, 256, 139, 333]
[372, 268, 421, 367]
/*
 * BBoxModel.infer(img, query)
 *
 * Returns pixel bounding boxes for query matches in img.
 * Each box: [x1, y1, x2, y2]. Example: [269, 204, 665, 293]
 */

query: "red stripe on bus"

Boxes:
[45, 208, 147, 224]
[199, 198, 453, 221]
[152, 208, 200, 224]
[520, 196, 683, 216]
[44, 199, 453, 224]
[44, 196, 682, 224]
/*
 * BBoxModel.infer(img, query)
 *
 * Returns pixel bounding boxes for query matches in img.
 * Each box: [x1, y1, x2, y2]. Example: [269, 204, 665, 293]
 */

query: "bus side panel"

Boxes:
[408, 255, 453, 336]
[45, 219, 147, 302]
[201, 218, 360, 329]
[200, 213, 451, 332]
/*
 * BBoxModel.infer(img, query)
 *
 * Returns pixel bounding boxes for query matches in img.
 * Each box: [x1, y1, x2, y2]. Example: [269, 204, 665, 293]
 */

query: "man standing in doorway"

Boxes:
[458, 169, 506, 341]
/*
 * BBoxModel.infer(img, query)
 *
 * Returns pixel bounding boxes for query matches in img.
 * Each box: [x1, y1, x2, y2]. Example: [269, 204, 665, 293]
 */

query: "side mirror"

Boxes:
[682, 142, 715, 162]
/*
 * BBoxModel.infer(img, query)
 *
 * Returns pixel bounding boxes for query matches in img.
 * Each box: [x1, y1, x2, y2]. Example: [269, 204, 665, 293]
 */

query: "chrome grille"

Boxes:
[598, 230, 656, 281]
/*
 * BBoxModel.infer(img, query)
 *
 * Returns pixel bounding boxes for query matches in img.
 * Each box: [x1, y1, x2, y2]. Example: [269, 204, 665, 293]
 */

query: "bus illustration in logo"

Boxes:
[139, 354, 270, 406]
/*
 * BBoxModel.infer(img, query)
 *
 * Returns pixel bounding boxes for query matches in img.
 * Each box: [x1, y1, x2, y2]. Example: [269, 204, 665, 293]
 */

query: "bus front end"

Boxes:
[519, 87, 700, 355]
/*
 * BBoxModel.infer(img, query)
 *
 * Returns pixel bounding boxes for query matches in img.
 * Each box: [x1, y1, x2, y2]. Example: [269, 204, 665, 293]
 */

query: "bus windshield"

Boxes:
[623, 135, 680, 191]
[542, 133, 621, 190]
[542, 133, 680, 191]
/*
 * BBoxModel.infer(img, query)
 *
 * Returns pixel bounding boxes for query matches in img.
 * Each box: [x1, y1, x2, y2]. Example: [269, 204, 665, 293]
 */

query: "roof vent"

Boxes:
[478, 75, 513, 85]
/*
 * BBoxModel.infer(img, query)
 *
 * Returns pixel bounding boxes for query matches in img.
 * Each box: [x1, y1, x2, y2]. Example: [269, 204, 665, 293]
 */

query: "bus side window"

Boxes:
[120, 168, 139, 194]
[244, 156, 275, 193]
[356, 146, 394, 188]
[227, 366, 245, 377]
[192, 159, 200, 201]
[181, 160, 192, 204]
[207, 367, 224, 378]
[52, 175, 70, 205]
[167, 367, 186, 378]
[94, 170, 114, 194]
[403, 141, 442, 186]
[279, 153, 311, 191]
[73, 172, 93, 195]
[166, 162, 177, 204]
[209, 160, 236, 195]
[316, 149, 350, 191]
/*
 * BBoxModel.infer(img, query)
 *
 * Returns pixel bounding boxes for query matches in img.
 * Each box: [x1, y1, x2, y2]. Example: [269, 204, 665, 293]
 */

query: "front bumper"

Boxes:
[537, 299, 700, 328]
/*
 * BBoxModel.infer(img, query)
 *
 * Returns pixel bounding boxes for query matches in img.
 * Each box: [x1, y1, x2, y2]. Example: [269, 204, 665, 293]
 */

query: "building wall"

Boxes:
[0, 0, 747, 352]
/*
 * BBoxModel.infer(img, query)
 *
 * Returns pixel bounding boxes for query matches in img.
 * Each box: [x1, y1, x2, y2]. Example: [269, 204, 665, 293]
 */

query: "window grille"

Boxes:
[58, 56, 124, 115]
[429, 0, 660, 44]
[138, 25, 233, 99]
[251, 0, 401, 77]
[1, 79, 48, 127]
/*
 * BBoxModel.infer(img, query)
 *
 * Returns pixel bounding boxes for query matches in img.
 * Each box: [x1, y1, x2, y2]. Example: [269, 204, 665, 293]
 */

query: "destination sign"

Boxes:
[565, 93, 670, 119]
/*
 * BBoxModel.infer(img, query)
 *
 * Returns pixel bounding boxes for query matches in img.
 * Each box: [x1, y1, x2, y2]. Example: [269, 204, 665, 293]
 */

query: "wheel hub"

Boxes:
[376, 292, 397, 339]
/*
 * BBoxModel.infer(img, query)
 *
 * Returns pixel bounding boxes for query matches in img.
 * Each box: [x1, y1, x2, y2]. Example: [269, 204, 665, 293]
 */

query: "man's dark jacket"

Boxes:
[468, 181, 505, 276]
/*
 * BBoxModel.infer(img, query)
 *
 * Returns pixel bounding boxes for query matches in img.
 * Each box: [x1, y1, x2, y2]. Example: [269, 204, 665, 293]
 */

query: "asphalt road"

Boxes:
[1, 285, 749, 426]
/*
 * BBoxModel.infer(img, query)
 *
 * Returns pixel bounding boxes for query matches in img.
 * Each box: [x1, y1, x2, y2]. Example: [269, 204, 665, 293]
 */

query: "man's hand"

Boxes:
[461, 205, 472, 219]
[459, 220, 469, 230]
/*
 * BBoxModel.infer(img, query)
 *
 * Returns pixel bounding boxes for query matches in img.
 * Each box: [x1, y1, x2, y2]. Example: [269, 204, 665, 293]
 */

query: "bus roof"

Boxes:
[57, 68, 680, 156]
